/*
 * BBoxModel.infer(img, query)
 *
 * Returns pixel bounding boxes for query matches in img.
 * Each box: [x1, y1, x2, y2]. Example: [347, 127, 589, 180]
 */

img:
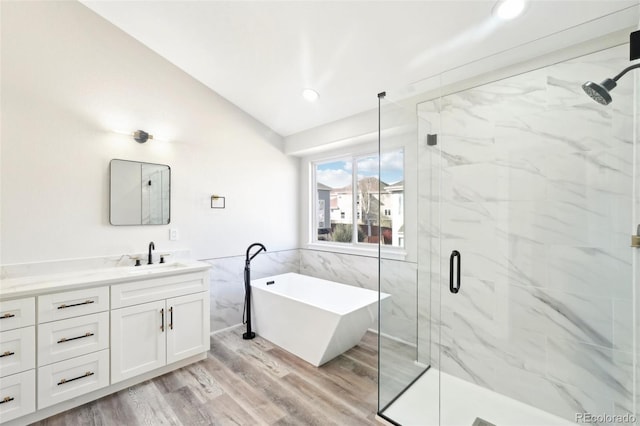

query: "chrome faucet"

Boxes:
[148, 241, 155, 265]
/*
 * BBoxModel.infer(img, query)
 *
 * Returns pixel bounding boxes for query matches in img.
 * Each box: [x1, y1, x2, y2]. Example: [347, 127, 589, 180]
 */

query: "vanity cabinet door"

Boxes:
[166, 292, 209, 364]
[110, 301, 166, 384]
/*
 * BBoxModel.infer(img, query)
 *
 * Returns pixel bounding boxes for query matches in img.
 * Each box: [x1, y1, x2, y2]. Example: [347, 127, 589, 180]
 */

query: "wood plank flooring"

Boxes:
[31, 328, 379, 426]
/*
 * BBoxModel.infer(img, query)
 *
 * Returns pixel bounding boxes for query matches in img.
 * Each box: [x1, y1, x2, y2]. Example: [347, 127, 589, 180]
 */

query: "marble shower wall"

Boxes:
[415, 44, 635, 423]
[205, 249, 300, 332]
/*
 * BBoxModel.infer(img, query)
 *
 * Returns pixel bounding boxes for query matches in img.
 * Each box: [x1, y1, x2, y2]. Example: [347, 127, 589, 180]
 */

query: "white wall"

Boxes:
[1, 1, 299, 264]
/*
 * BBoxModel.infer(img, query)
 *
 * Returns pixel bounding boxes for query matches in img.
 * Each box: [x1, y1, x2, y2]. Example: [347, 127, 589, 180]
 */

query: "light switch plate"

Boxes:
[169, 229, 178, 241]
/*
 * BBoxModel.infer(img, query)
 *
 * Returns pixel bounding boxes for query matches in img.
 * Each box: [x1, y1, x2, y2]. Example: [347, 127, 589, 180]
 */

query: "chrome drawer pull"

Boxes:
[57, 332, 94, 344]
[0, 351, 15, 358]
[0, 396, 14, 404]
[58, 371, 94, 386]
[57, 300, 95, 310]
[0, 313, 15, 319]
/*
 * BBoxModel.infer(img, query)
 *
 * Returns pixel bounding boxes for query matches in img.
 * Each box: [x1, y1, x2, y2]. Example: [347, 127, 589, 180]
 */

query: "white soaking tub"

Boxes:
[250, 272, 389, 366]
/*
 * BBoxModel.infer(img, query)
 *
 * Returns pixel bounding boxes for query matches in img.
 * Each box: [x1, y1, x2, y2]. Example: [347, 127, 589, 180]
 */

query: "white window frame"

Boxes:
[306, 147, 407, 260]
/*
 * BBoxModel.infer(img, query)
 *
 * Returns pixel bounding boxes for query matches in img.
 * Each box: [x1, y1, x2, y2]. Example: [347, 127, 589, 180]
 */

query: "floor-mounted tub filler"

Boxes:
[250, 272, 389, 366]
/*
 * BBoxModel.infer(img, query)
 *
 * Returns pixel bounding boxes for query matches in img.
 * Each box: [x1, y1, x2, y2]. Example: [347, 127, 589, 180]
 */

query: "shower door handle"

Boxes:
[449, 250, 461, 294]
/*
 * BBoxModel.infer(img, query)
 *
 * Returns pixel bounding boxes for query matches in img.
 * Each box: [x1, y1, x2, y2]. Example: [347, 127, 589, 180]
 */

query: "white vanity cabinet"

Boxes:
[0, 262, 210, 426]
[111, 273, 209, 383]
[0, 297, 36, 424]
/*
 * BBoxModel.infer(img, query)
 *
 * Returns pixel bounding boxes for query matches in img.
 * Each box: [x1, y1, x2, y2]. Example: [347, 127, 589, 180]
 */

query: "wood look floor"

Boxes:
[31, 328, 379, 426]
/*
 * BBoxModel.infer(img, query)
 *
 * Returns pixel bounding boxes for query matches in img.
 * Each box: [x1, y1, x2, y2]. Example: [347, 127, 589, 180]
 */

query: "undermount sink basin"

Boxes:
[127, 262, 190, 274]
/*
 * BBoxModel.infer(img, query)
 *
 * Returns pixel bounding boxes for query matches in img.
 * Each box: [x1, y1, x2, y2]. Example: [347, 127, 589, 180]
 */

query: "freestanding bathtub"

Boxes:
[250, 272, 390, 367]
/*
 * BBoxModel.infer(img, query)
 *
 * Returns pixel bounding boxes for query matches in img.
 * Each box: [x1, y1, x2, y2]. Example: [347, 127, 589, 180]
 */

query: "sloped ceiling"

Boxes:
[82, 1, 638, 137]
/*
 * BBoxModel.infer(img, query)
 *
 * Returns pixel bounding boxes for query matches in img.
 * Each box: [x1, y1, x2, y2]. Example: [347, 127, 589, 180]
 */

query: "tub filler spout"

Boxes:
[242, 242, 267, 340]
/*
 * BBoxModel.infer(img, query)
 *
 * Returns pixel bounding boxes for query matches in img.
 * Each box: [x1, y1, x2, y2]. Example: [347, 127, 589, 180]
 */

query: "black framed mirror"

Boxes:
[109, 159, 171, 225]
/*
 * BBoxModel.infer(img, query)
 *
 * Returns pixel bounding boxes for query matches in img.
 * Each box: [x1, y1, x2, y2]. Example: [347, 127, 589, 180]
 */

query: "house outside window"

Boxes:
[313, 149, 404, 248]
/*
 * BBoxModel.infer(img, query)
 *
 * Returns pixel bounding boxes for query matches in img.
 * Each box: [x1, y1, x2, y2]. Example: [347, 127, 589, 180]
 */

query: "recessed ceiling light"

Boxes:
[493, 0, 526, 20]
[302, 88, 320, 102]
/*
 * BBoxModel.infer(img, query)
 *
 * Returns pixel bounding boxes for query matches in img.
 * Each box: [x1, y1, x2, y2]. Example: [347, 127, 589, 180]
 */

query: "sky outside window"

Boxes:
[316, 150, 404, 188]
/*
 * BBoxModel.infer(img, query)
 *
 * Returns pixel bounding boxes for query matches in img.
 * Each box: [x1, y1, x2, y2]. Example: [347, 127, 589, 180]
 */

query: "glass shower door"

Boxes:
[434, 43, 637, 425]
[377, 92, 423, 419]
[378, 39, 637, 426]
[378, 91, 442, 425]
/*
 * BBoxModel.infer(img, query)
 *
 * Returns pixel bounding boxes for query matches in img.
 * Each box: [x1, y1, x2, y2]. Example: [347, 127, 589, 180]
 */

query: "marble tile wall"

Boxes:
[207, 248, 417, 345]
[299, 249, 378, 291]
[413, 44, 636, 423]
[298, 249, 418, 344]
[205, 249, 300, 333]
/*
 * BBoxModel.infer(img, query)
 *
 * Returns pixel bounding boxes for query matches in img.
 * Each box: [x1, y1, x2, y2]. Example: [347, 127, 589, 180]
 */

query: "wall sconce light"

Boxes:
[133, 130, 153, 143]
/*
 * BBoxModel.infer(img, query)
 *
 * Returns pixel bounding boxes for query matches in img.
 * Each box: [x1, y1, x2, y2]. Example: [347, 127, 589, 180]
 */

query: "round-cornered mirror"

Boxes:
[109, 159, 171, 225]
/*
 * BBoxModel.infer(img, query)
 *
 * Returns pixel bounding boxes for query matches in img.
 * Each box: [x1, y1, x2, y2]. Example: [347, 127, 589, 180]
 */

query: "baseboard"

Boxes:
[210, 323, 243, 335]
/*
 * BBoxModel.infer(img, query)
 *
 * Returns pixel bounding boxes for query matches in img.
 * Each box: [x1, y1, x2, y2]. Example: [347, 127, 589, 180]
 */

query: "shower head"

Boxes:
[582, 63, 640, 105]
[582, 79, 616, 105]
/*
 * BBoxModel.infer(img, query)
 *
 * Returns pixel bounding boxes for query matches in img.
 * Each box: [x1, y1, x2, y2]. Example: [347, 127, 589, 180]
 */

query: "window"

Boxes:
[312, 149, 404, 248]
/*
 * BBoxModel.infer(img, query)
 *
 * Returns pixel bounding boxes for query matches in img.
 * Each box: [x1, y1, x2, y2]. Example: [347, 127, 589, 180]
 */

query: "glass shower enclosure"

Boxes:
[378, 28, 639, 426]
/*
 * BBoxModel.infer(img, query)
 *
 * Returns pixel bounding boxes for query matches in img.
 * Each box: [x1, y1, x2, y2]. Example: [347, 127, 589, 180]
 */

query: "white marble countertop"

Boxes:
[0, 260, 211, 300]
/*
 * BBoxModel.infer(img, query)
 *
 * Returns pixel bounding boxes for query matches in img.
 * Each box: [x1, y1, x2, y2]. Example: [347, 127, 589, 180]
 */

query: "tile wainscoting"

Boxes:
[204, 249, 300, 333]
[207, 249, 416, 345]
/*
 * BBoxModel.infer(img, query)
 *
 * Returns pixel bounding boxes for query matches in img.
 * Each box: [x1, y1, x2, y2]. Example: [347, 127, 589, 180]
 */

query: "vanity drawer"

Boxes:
[37, 349, 109, 409]
[0, 327, 35, 378]
[38, 312, 109, 366]
[0, 369, 36, 423]
[111, 271, 207, 308]
[38, 286, 109, 323]
[0, 298, 35, 332]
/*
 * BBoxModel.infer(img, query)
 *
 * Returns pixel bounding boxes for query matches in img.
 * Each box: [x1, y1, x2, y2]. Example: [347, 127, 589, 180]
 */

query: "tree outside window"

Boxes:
[313, 149, 404, 247]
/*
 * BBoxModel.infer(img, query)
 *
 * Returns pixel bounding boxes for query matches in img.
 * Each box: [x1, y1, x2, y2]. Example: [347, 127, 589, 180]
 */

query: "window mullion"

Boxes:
[311, 162, 317, 244]
[352, 157, 358, 245]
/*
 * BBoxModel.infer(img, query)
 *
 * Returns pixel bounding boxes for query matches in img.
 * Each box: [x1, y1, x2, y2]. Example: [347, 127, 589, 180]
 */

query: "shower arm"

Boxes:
[612, 63, 640, 82]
